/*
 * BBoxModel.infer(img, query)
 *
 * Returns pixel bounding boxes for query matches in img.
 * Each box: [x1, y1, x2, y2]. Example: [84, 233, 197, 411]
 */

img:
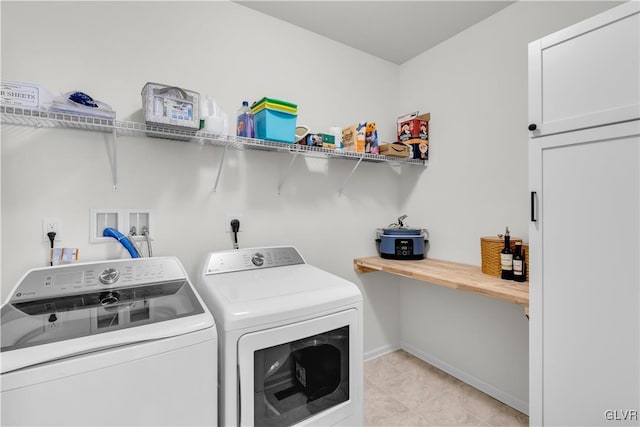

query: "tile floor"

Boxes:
[364, 350, 529, 427]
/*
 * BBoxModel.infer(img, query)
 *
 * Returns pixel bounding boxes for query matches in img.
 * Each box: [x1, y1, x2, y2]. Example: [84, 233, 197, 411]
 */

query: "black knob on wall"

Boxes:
[528, 123, 537, 131]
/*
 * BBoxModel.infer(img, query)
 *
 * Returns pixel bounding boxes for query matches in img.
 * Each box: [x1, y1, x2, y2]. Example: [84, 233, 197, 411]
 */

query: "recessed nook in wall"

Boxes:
[90, 209, 123, 243]
[127, 210, 153, 241]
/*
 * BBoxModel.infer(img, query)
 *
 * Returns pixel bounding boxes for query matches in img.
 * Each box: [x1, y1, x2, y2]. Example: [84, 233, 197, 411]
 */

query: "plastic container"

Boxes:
[200, 95, 229, 135]
[250, 97, 297, 143]
[251, 97, 297, 115]
[329, 126, 342, 150]
[142, 82, 200, 132]
[236, 101, 254, 138]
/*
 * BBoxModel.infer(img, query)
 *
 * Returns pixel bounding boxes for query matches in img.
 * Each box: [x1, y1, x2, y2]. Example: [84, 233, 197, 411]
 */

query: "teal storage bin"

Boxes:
[254, 108, 297, 143]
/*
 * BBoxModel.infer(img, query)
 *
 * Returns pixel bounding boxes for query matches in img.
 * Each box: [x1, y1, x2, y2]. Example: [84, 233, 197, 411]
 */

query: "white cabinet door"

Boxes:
[528, 2, 640, 137]
[529, 121, 640, 426]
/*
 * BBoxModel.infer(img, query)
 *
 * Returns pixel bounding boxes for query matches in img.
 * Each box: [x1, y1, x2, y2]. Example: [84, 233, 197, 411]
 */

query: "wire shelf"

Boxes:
[1, 105, 114, 131]
[1, 105, 427, 167]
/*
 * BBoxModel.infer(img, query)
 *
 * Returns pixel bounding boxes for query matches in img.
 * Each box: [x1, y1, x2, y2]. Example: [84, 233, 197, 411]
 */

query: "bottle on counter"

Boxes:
[501, 226, 514, 280]
[236, 101, 254, 138]
[513, 242, 526, 282]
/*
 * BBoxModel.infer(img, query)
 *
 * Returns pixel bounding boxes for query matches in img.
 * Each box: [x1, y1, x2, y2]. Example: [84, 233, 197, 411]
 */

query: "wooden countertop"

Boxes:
[353, 256, 529, 311]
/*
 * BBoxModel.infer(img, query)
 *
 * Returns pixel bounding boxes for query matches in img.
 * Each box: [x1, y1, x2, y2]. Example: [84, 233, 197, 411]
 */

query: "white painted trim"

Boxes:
[400, 342, 529, 416]
[363, 343, 401, 362]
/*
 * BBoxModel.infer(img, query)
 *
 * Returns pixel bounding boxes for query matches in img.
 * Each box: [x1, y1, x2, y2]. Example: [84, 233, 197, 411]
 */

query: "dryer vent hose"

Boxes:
[103, 227, 140, 258]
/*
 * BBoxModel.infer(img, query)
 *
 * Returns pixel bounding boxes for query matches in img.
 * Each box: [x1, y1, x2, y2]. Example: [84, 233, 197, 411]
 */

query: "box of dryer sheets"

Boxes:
[142, 82, 200, 139]
[1, 80, 54, 109]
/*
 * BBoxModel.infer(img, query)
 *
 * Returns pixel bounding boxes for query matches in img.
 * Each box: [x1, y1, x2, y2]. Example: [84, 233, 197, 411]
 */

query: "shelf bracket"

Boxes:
[111, 128, 118, 191]
[339, 155, 364, 196]
[277, 152, 299, 195]
[213, 144, 229, 192]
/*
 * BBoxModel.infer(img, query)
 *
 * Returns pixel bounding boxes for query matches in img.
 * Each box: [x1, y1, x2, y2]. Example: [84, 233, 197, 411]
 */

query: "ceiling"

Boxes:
[235, 1, 515, 64]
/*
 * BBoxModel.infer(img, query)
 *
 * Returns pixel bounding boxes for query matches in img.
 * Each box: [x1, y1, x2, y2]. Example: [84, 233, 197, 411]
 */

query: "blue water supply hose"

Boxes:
[103, 227, 140, 258]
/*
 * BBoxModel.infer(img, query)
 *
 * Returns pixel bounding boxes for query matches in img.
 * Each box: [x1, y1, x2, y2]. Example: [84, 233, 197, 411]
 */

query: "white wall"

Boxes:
[0, 0, 620, 414]
[394, 0, 620, 412]
[0, 1, 402, 353]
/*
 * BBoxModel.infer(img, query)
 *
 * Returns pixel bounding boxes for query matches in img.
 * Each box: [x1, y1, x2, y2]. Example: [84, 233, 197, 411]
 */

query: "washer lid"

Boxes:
[1, 257, 214, 373]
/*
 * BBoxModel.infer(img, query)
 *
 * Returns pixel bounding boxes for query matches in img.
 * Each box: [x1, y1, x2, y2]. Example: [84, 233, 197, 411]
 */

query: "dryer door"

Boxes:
[237, 309, 361, 427]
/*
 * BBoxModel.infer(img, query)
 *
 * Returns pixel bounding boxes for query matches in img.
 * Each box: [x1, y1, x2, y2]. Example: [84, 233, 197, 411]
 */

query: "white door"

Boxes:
[529, 121, 640, 426]
[528, 2, 640, 137]
[237, 309, 362, 427]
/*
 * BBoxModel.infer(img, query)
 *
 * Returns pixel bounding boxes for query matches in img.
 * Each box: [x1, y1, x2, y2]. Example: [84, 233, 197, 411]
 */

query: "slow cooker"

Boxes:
[376, 215, 429, 260]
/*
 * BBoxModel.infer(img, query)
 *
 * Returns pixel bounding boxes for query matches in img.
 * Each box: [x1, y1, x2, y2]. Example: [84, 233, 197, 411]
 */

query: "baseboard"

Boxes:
[363, 343, 401, 362]
[400, 342, 529, 416]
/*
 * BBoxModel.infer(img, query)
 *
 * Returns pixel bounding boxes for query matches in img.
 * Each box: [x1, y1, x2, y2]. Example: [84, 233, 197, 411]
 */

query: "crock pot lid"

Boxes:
[380, 227, 424, 235]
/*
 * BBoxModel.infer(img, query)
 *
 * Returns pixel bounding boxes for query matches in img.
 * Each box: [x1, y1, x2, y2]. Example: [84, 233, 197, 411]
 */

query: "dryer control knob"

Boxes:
[251, 253, 265, 267]
[99, 267, 120, 285]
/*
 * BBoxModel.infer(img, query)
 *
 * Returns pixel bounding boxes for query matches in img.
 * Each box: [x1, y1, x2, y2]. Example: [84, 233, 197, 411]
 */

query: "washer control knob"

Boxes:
[251, 253, 265, 267]
[99, 268, 120, 285]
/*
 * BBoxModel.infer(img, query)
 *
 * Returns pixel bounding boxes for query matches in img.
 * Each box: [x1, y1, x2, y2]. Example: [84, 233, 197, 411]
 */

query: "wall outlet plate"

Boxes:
[225, 214, 243, 232]
[42, 217, 61, 242]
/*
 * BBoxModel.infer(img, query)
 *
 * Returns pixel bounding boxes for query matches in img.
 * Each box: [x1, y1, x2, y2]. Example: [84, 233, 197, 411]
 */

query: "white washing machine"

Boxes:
[197, 246, 363, 427]
[1, 257, 217, 426]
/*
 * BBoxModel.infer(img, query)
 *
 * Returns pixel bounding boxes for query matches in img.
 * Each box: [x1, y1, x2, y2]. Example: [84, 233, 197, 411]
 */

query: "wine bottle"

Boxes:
[501, 227, 514, 280]
[513, 242, 526, 282]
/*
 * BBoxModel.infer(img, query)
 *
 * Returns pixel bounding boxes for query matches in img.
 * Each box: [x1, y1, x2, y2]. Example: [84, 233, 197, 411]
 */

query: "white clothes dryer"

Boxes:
[1, 257, 217, 426]
[197, 246, 363, 427]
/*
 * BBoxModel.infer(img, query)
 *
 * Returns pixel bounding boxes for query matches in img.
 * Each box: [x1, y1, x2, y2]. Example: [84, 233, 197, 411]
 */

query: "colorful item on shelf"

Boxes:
[250, 97, 297, 143]
[397, 111, 430, 160]
[356, 122, 366, 153]
[250, 97, 297, 115]
[68, 91, 98, 108]
[365, 121, 379, 154]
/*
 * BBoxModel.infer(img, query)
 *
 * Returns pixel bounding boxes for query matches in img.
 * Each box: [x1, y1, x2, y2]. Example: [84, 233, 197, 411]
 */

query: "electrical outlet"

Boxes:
[225, 214, 243, 232]
[42, 217, 61, 242]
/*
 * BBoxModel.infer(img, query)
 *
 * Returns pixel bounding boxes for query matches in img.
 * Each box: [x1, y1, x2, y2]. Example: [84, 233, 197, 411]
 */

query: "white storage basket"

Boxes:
[141, 82, 200, 138]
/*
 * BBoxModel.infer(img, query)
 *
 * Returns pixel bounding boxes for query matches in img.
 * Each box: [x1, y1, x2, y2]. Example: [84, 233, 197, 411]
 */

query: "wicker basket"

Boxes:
[481, 236, 529, 280]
